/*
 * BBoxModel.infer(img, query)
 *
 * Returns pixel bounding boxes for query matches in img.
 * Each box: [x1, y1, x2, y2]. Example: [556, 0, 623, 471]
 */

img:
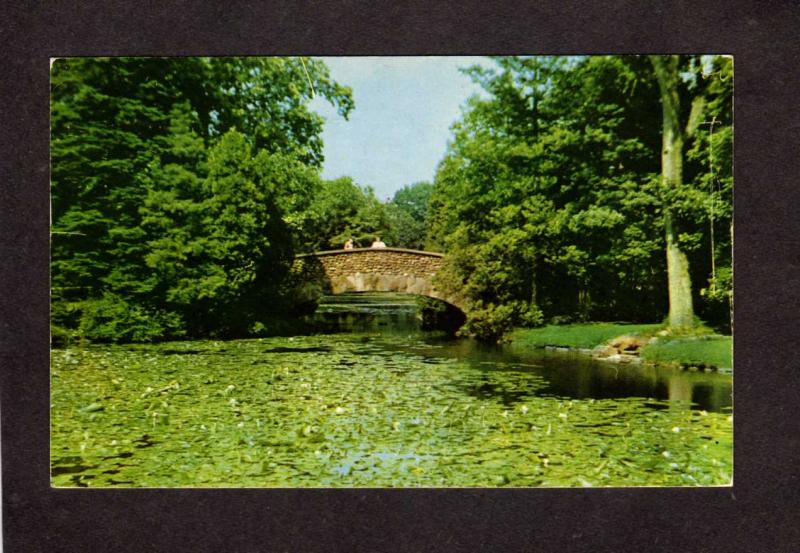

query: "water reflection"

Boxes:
[306, 293, 732, 413]
[307, 293, 422, 335]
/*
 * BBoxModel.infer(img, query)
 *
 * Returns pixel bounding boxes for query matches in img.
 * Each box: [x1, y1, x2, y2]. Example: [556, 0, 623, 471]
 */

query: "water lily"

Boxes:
[50, 329, 732, 488]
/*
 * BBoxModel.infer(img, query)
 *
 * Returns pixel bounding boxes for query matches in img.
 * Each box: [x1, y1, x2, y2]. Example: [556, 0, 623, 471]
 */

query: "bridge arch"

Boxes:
[293, 247, 465, 313]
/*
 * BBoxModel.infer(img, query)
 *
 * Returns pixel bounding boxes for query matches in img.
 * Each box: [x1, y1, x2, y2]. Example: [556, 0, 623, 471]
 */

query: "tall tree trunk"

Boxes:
[650, 55, 695, 329]
[528, 254, 538, 313]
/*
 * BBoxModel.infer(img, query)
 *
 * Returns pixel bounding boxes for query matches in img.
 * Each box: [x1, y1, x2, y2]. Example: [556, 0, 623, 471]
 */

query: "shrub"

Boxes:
[76, 294, 184, 343]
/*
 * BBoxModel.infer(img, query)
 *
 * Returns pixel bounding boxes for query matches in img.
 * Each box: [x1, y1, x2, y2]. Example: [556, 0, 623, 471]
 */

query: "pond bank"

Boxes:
[509, 324, 732, 372]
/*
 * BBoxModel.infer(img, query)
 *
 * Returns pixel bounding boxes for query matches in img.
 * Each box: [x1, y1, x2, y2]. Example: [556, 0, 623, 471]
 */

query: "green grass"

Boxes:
[509, 323, 662, 350]
[510, 322, 732, 370]
[640, 336, 732, 369]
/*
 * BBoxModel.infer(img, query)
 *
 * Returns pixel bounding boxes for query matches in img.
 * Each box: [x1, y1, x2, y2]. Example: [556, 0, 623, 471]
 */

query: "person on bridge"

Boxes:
[344, 238, 354, 250]
[371, 237, 386, 248]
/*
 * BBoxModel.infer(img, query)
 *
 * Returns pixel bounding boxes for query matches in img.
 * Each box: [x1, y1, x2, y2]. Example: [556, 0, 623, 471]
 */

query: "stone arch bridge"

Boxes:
[292, 247, 465, 312]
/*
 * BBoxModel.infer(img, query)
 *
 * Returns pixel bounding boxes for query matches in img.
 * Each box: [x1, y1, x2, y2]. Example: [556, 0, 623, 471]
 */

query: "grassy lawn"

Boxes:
[510, 323, 732, 370]
[509, 323, 662, 349]
[640, 336, 732, 369]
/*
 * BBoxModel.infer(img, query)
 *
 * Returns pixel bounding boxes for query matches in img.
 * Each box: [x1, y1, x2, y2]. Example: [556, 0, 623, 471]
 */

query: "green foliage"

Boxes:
[299, 177, 396, 251]
[51, 57, 353, 342]
[76, 293, 185, 343]
[386, 181, 433, 250]
[701, 265, 732, 315]
[427, 56, 733, 338]
[203, 57, 353, 167]
[683, 57, 734, 329]
[51, 55, 732, 343]
[140, 129, 297, 336]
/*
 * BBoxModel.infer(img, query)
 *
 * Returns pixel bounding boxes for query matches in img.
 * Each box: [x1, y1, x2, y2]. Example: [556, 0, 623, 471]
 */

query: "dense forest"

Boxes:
[51, 56, 732, 343]
[427, 56, 732, 339]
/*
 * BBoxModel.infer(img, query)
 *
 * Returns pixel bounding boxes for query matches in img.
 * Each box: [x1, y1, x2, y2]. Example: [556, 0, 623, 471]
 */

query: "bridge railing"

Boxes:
[295, 247, 445, 258]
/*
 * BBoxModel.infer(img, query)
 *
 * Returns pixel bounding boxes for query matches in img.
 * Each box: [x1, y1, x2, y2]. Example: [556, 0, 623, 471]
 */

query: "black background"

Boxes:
[2, 1, 800, 551]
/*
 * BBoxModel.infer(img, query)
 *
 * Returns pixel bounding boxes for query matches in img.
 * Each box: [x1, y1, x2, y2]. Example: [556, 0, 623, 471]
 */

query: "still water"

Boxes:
[51, 293, 732, 487]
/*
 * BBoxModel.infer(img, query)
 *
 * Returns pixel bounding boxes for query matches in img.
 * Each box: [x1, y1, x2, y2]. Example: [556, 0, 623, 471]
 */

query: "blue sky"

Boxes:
[309, 57, 492, 201]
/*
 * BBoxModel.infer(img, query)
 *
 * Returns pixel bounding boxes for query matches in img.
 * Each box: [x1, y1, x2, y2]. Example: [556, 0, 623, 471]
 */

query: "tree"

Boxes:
[427, 56, 665, 337]
[386, 181, 433, 250]
[51, 57, 353, 342]
[299, 177, 396, 252]
[686, 56, 733, 329]
[648, 55, 733, 331]
[140, 129, 296, 335]
[426, 55, 732, 339]
[650, 55, 698, 329]
[203, 57, 354, 167]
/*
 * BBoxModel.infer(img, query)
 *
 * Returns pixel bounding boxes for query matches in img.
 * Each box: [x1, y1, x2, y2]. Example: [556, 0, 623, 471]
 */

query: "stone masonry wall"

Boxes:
[315, 249, 444, 278]
[292, 248, 463, 310]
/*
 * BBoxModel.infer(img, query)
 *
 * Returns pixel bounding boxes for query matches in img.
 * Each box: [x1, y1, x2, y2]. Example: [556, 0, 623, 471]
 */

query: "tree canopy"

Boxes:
[51, 57, 353, 341]
[385, 181, 434, 250]
[51, 55, 732, 343]
[425, 55, 732, 339]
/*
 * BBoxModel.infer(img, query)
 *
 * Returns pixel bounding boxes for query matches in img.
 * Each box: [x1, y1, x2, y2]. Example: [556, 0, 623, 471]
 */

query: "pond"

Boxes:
[50, 293, 732, 487]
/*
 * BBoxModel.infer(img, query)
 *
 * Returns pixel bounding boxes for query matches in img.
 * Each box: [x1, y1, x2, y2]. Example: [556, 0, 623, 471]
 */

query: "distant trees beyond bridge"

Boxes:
[292, 247, 465, 312]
